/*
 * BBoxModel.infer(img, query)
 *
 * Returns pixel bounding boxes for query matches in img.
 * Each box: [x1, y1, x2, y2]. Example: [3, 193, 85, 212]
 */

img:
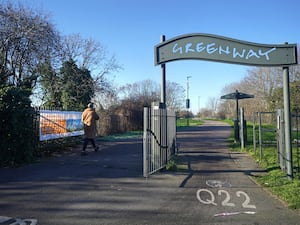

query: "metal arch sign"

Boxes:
[154, 33, 298, 66]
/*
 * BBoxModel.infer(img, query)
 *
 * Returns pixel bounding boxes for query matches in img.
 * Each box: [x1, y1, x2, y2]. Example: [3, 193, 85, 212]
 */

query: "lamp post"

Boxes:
[198, 96, 201, 118]
[186, 76, 192, 126]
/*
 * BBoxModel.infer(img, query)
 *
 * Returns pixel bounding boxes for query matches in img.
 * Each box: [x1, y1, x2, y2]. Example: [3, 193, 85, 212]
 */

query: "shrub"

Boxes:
[0, 86, 37, 167]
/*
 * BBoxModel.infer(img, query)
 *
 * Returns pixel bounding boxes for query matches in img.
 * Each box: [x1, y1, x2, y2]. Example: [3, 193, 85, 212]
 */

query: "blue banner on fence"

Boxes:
[39, 110, 83, 141]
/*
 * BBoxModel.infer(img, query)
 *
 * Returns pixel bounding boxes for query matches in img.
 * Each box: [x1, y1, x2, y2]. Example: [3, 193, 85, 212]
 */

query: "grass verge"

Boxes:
[97, 131, 143, 141]
[227, 120, 300, 210]
[166, 155, 189, 172]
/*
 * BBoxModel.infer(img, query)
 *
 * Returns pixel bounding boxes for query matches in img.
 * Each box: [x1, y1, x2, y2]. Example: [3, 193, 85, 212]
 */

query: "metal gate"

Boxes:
[253, 109, 300, 178]
[143, 102, 177, 177]
[252, 111, 277, 161]
[274, 109, 299, 177]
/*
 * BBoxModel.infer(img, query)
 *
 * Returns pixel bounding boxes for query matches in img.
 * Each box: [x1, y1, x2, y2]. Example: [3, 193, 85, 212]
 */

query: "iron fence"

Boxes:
[143, 103, 177, 177]
[291, 111, 300, 176]
[252, 110, 300, 178]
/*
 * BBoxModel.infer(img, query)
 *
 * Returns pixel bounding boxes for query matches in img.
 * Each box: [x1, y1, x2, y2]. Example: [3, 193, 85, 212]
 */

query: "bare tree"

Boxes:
[0, 2, 61, 88]
[205, 96, 219, 117]
[219, 47, 300, 119]
[61, 34, 122, 94]
[119, 79, 160, 106]
[166, 81, 185, 111]
[220, 67, 283, 118]
[62, 34, 106, 70]
[118, 79, 185, 111]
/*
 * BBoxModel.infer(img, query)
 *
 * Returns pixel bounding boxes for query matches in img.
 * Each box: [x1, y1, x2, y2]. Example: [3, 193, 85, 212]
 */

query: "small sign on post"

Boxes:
[221, 90, 254, 144]
[186, 99, 190, 109]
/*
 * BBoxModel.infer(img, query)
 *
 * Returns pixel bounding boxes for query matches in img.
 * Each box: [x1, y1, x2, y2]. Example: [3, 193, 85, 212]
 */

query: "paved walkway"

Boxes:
[0, 120, 299, 225]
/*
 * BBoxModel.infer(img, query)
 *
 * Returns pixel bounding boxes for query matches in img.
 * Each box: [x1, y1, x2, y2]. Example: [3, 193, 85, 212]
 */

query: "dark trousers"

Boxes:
[82, 138, 96, 151]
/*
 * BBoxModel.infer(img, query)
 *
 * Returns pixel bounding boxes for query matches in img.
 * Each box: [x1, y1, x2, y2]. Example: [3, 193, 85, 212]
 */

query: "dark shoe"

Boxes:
[81, 151, 88, 156]
[94, 146, 99, 152]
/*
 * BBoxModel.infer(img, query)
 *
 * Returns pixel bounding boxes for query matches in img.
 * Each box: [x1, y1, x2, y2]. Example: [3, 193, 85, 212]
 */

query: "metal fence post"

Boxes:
[253, 112, 257, 154]
[258, 112, 263, 161]
[240, 108, 244, 149]
[283, 66, 293, 179]
[143, 107, 150, 178]
[277, 109, 285, 170]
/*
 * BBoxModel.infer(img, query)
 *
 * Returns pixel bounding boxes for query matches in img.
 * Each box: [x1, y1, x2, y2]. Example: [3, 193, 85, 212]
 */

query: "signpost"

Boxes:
[154, 33, 298, 178]
[221, 90, 254, 143]
[186, 76, 191, 126]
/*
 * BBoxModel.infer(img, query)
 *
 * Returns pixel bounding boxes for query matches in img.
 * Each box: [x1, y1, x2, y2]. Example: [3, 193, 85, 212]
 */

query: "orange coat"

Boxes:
[82, 108, 99, 139]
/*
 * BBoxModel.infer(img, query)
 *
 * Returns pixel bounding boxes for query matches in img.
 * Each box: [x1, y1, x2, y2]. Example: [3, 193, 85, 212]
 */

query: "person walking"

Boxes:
[81, 102, 99, 155]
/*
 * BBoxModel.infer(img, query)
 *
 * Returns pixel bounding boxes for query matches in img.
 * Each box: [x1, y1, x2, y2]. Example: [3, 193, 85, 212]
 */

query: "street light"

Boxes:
[198, 96, 201, 118]
[186, 76, 192, 126]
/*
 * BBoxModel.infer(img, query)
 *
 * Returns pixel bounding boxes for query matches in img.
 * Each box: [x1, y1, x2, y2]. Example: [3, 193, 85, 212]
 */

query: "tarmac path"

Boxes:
[0, 120, 299, 225]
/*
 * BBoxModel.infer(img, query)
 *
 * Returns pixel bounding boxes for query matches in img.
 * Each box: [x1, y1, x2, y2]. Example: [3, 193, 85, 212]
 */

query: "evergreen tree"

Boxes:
[40, 62, 63, 108]
[60, 59, 94, 110]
